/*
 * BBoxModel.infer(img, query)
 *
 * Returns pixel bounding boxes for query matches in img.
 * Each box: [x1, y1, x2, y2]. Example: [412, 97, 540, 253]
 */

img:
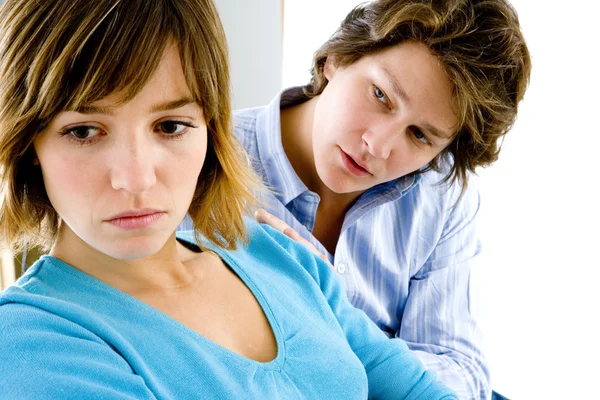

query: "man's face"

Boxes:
[33, 44, 208, 260]
[311, 41, 458, 195]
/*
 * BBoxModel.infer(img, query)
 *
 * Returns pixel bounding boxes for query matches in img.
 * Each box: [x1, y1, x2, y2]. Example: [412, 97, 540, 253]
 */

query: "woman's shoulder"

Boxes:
[179, 217, 314, 257]
[244, 218, 335, 284]
[190, 218, 331, 283]
[0, 255, 137, 341]
[0, 280, 105, 361]
[0, 294, 155, 399]
[0, 256, 54, 307]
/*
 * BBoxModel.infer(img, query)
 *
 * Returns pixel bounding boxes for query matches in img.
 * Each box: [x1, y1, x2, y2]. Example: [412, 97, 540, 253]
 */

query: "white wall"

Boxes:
[214, 0, 282, 109]
[282, 1, 600, 398]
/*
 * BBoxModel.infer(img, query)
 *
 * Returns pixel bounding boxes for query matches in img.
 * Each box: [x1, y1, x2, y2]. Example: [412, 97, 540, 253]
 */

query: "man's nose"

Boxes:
[361, 124, 399, 160]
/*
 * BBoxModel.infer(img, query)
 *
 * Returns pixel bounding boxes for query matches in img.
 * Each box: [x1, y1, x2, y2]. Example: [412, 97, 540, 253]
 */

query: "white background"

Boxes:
[222, 0, 600, 398]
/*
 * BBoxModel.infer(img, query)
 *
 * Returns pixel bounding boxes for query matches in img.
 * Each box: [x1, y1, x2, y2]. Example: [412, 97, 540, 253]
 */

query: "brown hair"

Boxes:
[0, 0, 263, 253]
[307, 0, 532, 191]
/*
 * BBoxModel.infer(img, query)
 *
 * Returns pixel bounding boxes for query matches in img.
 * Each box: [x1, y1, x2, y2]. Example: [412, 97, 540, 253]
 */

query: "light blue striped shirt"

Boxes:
[180, 88, 490, 399]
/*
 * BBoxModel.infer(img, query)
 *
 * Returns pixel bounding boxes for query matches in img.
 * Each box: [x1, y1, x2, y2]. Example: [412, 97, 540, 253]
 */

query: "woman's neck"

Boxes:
[50, 225, 203, 295]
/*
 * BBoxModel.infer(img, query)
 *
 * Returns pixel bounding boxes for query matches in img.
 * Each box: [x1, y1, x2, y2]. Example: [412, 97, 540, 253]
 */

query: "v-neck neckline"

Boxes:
[40, 237, 286, 370]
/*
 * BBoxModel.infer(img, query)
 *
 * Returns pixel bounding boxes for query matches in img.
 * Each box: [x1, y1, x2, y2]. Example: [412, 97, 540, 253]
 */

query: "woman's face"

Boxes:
[33, 44, 207, 260]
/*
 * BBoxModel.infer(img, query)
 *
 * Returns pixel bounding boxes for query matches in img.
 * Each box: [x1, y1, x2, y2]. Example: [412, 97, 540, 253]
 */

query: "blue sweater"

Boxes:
[0, 221, 457, 399]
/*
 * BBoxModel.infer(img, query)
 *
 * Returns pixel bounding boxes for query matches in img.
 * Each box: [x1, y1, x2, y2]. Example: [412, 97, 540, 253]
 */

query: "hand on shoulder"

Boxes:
[254, 209, 334, 270]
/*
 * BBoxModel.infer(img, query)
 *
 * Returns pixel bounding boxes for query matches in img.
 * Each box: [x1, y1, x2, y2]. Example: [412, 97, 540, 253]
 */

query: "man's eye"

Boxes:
[411, 127, 429, 144]
[373, 86, 388, 103]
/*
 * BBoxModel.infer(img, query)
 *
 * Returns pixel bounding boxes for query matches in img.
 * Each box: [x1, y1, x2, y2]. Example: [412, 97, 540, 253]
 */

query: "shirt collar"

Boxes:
[255, 87, 309, 206]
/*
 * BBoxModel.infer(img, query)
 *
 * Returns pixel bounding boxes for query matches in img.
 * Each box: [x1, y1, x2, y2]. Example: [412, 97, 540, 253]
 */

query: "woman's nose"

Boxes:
[109, 139, 157, 193]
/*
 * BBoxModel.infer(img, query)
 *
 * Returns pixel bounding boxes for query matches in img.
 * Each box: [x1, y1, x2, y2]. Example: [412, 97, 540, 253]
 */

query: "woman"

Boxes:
[211, 1, 531, 398]
[0, 0, 456, 399]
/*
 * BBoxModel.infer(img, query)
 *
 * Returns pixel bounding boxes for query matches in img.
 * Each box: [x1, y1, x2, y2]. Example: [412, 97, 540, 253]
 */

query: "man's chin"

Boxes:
[320, 172, 365, 195]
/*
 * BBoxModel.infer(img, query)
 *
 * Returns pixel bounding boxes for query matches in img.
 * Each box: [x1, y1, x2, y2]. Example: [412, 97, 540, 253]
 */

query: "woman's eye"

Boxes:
[156, 121, 189, 135]
[373, 86, 388, 104]
[65, 126, 102, 140]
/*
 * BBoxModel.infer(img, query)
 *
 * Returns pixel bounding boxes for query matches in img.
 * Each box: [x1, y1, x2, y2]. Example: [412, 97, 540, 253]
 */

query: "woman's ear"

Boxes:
[32, 152, 40, 166]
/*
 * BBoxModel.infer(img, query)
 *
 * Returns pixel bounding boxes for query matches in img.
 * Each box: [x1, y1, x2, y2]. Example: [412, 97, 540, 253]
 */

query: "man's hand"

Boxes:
[254, 209, 334, 269]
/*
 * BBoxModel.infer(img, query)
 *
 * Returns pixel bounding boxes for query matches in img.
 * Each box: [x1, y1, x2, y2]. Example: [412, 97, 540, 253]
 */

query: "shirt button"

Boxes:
[303, 194, 315, 202]
[337, 263, 347, 274]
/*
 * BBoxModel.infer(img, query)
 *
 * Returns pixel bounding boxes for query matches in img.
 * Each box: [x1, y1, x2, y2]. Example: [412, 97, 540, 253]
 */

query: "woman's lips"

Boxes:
[106, 211, 165, 230]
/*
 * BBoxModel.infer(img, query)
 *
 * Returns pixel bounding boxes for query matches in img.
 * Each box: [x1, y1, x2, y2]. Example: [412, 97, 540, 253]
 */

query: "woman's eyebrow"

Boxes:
[150, 98, 196, 113]
[72, 97, 196, 115]
[72, 104, 114, 115]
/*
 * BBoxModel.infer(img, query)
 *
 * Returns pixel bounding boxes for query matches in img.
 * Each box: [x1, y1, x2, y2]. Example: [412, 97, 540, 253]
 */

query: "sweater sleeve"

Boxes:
[0, 302, 157, 400]
[257, 223, 458, 400]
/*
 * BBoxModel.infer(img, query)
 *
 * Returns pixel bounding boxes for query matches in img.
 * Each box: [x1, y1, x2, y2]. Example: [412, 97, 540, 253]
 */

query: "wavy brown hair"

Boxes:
[307, 0, 532, 191]
[0, 0, 263, 254]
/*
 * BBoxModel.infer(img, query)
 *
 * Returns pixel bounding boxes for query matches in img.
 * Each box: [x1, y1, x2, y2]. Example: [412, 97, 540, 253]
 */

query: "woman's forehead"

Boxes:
[62, 44, 194, 112]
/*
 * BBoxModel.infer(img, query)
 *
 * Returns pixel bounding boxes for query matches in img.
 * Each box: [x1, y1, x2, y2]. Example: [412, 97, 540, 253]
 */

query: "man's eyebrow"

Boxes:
[423, 123, 453, 140]
[73, 97, 196, 115]
[380, 67, 453, 140]
[381, 66, 411, 104]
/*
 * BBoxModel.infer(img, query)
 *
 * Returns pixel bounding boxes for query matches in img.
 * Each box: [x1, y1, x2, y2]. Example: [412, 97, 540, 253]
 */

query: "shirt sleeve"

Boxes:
[0, 303, 157, 400]
[259, 223, 458, 400]
[399, 184, 491, 400]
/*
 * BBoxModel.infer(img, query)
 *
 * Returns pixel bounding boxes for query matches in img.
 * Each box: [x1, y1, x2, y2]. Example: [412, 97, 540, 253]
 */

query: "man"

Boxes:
[183, 0, 530, 398]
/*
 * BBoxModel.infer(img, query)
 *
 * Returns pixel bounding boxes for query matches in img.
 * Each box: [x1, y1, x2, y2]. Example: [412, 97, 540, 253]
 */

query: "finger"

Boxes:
[256, 210, 313, 248]
[281, 226, 302, 241]
[319, 254, 335, 271]
[255, 209, 332, 265]
[254, 208, 269, 223]
[255, 209, 291, 234]
[282, 227, 319, 253]
[254, 208, 282, 226]
[255, 210, 297, 237]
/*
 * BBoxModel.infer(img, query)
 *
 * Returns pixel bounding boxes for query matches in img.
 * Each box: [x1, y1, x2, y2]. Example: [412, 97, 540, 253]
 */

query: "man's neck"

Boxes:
[280, 96, 318, 191]
[279, 95, 362, 211]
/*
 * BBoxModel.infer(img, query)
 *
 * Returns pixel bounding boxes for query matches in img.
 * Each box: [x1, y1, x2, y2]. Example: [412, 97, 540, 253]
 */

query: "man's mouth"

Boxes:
[339, 148, 371, 176]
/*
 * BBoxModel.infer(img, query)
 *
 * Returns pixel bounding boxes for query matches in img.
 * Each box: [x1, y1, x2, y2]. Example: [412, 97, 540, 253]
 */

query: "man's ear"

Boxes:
[323, 56, 339, 81]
